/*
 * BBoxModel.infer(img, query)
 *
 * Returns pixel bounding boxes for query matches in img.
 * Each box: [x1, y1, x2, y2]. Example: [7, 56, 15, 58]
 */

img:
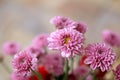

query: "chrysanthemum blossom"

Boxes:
[12, 50, 37, 76]
[42, 53, 63, 76]
[32, 34, 49, 49]
[2, 41, 21, 55]
[11, 72, 29, 80]
[113, 64, 120, 80]
[71, 21, 88, 34]
[50, 16, 73, 29]
[48, 28, 85, 58]
[102, 30, 120, 47]
[25, 45, 45, 59]
[84, 43, 116, 72]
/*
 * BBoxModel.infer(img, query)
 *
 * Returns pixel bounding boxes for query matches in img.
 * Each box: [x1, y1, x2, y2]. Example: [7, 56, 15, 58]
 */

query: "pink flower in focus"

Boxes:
[48, 28, 85, 58]
[113, 64, 120, 80]
[50, 16, 73, 29]
[71, 21, 88, 34]
[12, 50, 37, 76]
[73, 65, 89, 77]
[32, 34, 49, 49]
[85, 43, 116, 72]
[11, 72, 29, 80]
[102, 30, 120, 47]
[3, 41, 21, 55]
[42, 53, 63, 76]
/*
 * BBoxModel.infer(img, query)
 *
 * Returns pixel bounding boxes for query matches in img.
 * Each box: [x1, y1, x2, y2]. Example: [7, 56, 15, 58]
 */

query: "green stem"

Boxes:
[71, 58, 74, 71]
[82, 70, 91, 80]
[31, 68, 43, 80]
[1, 62, 11, 74]
[63, 59, 69, 80]
[79, 75, 82, 80]
[93, 70, 97, 80]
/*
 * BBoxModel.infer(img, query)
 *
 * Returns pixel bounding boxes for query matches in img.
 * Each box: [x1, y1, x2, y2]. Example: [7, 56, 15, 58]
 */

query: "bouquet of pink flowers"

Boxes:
[1, 16, 120, 80]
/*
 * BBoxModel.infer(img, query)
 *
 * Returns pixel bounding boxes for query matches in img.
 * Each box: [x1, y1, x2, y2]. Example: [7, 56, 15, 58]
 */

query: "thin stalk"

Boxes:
[71, 58, 74, 71]
[31, 68, 43, 80]
[63, 59, 69, 80]
[93, 70, 97, 80]
[82, 70, 91, 80]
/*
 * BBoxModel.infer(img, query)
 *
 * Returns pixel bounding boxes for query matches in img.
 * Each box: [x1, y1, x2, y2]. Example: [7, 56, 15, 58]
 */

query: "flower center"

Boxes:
[20, 58, 25, 64]
[10, 44, 15, 48]
[98, 49, 103, 54]
[111, 34, 115, 39]
[64, 37, 71, 44]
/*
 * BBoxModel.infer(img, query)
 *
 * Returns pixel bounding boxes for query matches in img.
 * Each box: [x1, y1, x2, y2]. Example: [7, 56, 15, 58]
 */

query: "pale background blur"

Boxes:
[0, 0, 120, 80]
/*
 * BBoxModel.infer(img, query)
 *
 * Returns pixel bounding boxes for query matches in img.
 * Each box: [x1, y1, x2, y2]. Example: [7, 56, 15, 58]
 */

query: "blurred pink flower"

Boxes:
[68, 74, 77, 80]
[85, 43, 116, 72]
[71, 21, 88, 34]
[86, 74, 92, 80]
[113, 64, 120, 80]
[102, 30, 120, 47]
[42, 53, 63, 76]
[2, 41, 21, 55]
[48, 28, 85, 58]
[50, 16, 73, 29]
[32, 34, 49, 49]
[12, 50, 37, 76]
[11, 72, 29, 80]
[73, 65, 89, 77]
[25, 45, 45, 59]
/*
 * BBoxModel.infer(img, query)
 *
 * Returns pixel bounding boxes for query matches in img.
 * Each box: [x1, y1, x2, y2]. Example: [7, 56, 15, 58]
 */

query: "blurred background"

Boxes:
[0, 0, 120, 80]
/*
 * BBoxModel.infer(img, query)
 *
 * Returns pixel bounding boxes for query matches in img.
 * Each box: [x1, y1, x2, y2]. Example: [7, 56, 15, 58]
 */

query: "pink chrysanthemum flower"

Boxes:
[84, 43, 116, 72]
[73, 65, 89, 77]
[42, 53, 63, 76]
[102, 30, 120, 47]
[11, 72, 29, 80]
[12, 50, 37, 76]
[25, 45, 45, 59]
[50, 16, 73, 29]
[2, 41, 21, 55]
[71, 21, 88, 34]
[113, 64, 120, 80]
[32, 34, 49, 49]
[48, 28, 85, 58]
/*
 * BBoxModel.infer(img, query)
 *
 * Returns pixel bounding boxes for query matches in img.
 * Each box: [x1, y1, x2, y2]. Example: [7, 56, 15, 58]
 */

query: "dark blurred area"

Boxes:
[0, 0, 120, 80]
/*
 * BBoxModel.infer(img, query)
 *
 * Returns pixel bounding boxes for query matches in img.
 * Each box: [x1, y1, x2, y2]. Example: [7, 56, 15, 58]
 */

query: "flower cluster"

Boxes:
[1, 16, 119, 80]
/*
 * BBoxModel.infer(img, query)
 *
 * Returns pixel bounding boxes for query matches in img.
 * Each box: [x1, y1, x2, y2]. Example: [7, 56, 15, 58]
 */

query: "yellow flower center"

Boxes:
[64, 37, 71, 44]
